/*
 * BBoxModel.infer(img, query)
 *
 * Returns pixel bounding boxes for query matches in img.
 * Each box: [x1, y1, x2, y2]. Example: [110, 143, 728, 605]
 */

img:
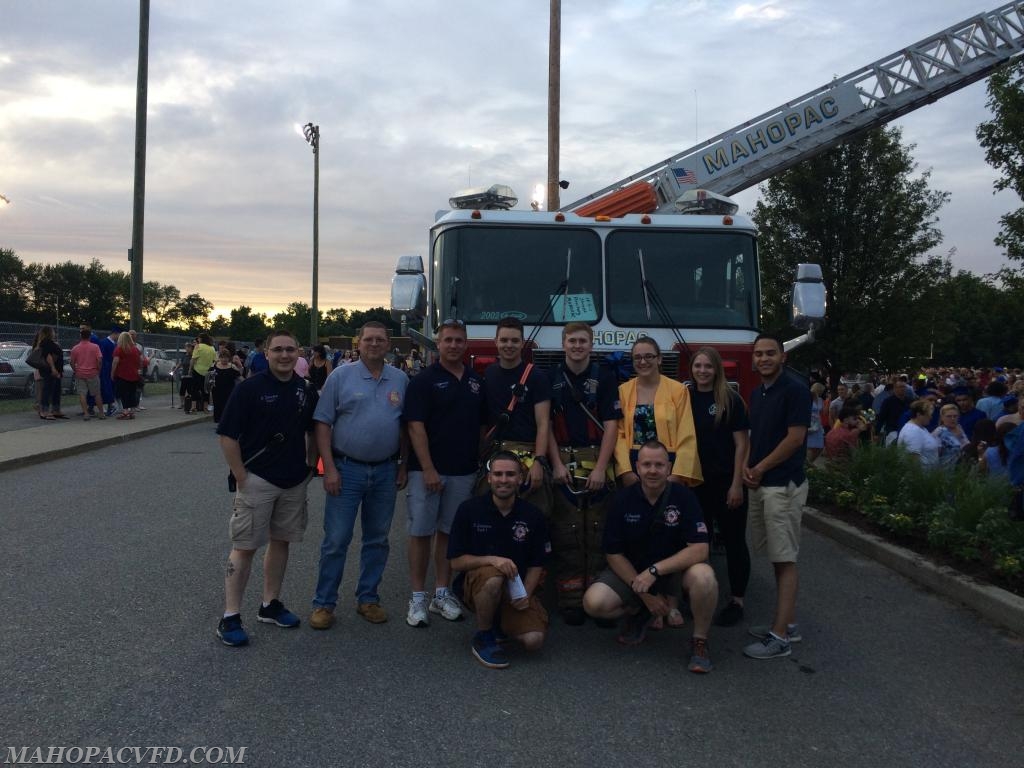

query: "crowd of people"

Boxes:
[30, 324, 155, 421]
[213, 320, 821, 677]
[812, 367, 1024, 476]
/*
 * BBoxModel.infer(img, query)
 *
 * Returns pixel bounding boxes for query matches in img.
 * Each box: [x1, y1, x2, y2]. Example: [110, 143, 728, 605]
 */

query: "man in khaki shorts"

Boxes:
[69, 327, 106, 419]
[215, 329, 319, 647]
[742, 333, 810, 659]
[447, 452, 551, 669]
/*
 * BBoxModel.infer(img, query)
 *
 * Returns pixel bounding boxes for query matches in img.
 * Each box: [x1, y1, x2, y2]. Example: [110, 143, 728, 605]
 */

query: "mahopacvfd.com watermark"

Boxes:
[5, 746, 247, 765]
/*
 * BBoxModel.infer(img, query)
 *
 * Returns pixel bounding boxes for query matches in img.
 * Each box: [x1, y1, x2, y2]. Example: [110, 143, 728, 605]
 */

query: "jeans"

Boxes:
[313, 457, 397, 608]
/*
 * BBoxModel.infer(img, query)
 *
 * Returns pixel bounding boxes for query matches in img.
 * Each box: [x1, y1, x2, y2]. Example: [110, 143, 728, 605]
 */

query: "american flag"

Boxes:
[672, 167, 698, 185]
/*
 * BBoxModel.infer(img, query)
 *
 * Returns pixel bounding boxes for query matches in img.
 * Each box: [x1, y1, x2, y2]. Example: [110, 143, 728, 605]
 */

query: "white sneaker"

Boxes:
[406, 597, 429, 627]
[429, 593, 463, 622]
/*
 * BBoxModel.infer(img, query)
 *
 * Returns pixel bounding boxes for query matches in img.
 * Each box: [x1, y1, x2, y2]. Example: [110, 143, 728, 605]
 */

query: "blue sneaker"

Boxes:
[257, 599, 300, 628]
[472, 630, 510, 669]
[217, 614, 249, 646]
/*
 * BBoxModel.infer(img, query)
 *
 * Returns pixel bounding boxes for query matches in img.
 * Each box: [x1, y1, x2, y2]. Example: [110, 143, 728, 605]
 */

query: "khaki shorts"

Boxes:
[463, 565, 549, 636]
[76, 375, 101, 399]
[229, 472, 311, 550]
[593, 567, 682, 612]
[748, 481, 808, 563]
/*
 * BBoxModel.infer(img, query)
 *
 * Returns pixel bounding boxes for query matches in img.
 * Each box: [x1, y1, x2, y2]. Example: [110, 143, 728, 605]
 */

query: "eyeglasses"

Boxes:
[269, 346, 298, 354]
[632, 353, 659, 363]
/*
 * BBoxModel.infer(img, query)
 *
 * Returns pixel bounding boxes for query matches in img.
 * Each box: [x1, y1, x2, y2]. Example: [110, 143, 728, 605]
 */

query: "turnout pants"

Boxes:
[549, 446, 614, 611]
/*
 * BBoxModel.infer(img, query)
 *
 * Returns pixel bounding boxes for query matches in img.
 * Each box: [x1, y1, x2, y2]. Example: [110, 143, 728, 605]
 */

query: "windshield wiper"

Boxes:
[637, 248, 692, 358]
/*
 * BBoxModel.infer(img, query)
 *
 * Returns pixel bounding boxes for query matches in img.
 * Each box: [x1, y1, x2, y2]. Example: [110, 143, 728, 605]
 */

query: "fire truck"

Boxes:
[390, 2, 1024, 393]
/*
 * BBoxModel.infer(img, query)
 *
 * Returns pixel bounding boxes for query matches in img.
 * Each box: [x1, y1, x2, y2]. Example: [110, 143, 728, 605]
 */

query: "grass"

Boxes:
[0, 380, 176, 415]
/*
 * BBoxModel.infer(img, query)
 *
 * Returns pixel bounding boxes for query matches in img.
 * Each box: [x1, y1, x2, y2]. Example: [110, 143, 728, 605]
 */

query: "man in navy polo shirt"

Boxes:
[215, 329, 319, 647]
[310, 321, 409, 629]
[447, 452, 551, 669]
[582, 441, 717, 674]
[742, 332, 811, 660]
[402, 319, 487, 628]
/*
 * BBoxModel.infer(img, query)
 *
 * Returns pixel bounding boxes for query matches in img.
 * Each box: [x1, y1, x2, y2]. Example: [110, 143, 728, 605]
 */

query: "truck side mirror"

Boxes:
[390, 255, 426, 322]
[791, 263, 825, 331]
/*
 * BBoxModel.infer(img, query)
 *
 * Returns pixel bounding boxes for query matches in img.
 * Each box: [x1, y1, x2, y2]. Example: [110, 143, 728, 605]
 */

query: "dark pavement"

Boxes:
[2, 424, 1023, 767]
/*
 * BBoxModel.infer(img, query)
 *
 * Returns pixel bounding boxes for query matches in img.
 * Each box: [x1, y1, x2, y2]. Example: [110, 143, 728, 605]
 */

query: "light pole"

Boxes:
[300, 122, 320, 346]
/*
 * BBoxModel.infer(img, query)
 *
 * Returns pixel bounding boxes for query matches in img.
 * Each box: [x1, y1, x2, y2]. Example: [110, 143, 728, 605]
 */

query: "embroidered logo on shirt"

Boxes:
[388, 390, 402, 407]
[511, 521, 529, 542]
[468, 379, 481, 395]
[707, 403, 717, 416]
[696, 521, 708, 534]
[663, 506, 680, 526]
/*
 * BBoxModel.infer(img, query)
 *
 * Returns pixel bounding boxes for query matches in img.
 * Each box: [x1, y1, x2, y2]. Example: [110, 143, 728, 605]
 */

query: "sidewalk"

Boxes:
[0, 403, 211, 472]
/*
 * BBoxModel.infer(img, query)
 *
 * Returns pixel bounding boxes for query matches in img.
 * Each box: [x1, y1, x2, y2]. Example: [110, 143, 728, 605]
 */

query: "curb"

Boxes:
[0, 415, 212, 473]
[804, 506, 1024, 637]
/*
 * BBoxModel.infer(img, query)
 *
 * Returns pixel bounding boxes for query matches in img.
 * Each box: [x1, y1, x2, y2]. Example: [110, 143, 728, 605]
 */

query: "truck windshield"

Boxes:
[605, 229, 758, 329]
[432, 225, 603, 328]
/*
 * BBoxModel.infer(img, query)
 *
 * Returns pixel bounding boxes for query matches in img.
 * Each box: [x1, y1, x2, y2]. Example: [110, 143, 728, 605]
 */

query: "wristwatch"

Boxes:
[648, 564, 659, 577]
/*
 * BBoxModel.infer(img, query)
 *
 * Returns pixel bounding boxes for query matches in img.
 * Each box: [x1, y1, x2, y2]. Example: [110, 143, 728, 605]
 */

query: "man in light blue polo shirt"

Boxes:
[309, 321, 409, 628]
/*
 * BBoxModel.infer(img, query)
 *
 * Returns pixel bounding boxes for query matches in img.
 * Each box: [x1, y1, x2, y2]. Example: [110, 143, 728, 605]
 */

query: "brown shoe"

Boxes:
[356, 603, 388, 624]
[309, 607, 336, 630]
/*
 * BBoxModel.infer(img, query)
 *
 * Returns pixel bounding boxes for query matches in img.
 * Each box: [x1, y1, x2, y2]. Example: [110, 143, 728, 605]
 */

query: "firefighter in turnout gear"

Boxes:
[547, 322, 623, 625]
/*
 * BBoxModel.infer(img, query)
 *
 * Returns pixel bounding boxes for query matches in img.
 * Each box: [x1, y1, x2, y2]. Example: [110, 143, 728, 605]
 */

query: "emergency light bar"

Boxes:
[674, 189, 739, 216]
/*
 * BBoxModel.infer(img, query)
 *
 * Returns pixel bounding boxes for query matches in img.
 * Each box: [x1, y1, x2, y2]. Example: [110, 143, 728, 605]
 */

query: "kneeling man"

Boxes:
[447, 451, 551, 669]
[583, 440, 717, 673]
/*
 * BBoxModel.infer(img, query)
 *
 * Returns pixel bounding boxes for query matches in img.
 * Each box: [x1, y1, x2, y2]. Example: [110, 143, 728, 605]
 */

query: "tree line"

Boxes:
[0, 250, 400, 342]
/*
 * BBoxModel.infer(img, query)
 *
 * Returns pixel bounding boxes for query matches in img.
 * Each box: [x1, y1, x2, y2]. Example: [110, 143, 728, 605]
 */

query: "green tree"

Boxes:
[348, 306, 401, 337]
[83, 259, 129, 328]
[175, 293, 215, 332]
[228, 306, 271, 342]
[977, 59, 1024, 266]
[0, 248, 32, 319]
[270, 302, 312, 343]
[752, 126, 949, 372]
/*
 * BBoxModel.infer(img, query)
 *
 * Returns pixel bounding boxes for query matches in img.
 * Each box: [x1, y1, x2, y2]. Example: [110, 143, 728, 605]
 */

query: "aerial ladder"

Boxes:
[565, 1, 1024, 217]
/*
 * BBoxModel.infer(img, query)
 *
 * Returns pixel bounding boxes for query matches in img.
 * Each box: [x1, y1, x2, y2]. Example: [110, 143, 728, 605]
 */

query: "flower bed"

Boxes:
[807, 443, 1024, 597]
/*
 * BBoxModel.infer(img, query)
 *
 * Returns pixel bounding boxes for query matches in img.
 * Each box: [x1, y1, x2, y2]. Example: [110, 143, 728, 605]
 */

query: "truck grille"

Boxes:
[528, 349, 681, 379]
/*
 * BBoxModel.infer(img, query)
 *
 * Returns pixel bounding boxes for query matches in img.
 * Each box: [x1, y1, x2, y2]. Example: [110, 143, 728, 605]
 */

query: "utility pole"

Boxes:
[129, 0, 150, 331]
[547, 0, 561, 212]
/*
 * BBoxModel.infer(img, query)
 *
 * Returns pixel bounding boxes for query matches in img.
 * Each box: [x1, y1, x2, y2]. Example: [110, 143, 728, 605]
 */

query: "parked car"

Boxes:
[0, 342, 74, 398]
[144, 348, 176, 381]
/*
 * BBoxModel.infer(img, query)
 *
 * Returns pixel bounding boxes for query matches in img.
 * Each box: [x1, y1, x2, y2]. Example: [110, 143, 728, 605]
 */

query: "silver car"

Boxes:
[0, 342, 75, 398]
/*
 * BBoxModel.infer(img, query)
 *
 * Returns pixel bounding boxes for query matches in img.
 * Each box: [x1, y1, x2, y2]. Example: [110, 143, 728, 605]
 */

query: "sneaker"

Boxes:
[309, 606, 336, 630]
[257, 599, 300, 628]
[406, 597, 429, 627]
[744, 632, 792, 659]
[748, 623, 802, 643]
[714, 601, 745, 627]
[471, 630, 510, 669]
[356, 602, 388, 624]
[617, 607, 651, 646]
[216, 614, 249, 647]
[688, 637, 713, 673]
[429, 593, 464, 622]
[560, 606, 586, 626]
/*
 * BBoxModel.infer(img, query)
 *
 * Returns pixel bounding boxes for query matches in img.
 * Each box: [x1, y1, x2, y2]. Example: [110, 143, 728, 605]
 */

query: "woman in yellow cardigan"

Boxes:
[615, 336, 703, 628]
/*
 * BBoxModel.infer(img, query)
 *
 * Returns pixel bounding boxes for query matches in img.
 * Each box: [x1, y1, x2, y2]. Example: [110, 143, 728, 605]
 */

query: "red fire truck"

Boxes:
[390, 3, 1023, 391]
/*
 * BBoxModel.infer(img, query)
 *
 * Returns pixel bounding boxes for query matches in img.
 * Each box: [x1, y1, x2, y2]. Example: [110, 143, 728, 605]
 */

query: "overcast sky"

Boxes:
[1, 0, 1020, 320]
